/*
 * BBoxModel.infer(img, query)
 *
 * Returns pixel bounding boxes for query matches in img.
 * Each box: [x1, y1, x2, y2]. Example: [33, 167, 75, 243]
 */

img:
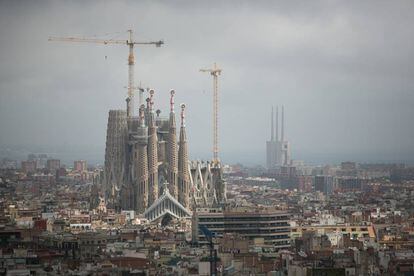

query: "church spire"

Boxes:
[147, 89, 159, 206]
[136, 104, 149, 213]
[178, 103, 189, 208]
[167, 89, 178, 198]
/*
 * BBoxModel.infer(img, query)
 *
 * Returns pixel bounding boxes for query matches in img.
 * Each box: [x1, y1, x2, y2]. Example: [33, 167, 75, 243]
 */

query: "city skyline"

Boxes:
[1, 2, 414, 275]
[1, 1, 414, 166]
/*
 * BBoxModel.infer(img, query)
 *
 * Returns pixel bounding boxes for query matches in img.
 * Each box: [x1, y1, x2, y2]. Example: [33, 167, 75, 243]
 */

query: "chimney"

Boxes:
[271, 106, 274, 141]
[281, 105, 285, 142]
[275, 106, 279, 142]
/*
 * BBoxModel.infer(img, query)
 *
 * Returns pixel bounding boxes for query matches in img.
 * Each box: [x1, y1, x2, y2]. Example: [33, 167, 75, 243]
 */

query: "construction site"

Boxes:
[49, 30, 227, 219]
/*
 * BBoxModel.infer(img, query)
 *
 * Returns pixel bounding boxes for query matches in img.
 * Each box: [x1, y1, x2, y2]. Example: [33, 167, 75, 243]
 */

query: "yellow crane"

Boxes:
[200, 63, 222, 164]
[48, 29, 163, 117]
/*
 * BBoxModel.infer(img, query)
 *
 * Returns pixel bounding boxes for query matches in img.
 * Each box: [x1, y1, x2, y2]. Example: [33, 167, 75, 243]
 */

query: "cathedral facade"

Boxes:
[103, 90, 226, 215]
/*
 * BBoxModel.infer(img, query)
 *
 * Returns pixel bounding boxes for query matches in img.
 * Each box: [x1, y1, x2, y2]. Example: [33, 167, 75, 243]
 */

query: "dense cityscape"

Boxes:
[2, 1, 414, 276]
[1, 106, 414, 275]
[1, 149, 414, 275]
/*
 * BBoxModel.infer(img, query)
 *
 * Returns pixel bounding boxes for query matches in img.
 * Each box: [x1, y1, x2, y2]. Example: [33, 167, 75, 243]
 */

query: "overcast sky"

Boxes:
[0, 0, 414, 165]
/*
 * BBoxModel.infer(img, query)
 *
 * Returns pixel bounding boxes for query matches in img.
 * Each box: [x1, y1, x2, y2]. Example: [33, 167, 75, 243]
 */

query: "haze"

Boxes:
[0, 0, 413, 165]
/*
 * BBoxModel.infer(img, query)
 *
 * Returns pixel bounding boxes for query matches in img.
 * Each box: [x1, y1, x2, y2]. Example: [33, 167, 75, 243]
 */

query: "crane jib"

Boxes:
[48, 30, 164, 118]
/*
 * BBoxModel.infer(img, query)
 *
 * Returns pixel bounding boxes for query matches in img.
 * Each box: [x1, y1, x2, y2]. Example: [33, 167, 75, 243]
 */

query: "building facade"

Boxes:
[46, 159, 61, 172]
[21, 160, 37, 174]
[314, 175, 336, 195]
[103, 90, 226, 215]
[74, 160, 87, 172]
[193, 207, 290, 250]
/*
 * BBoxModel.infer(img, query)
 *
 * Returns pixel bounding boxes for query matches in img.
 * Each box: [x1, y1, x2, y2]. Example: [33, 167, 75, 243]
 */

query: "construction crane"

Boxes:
[137, 83, 151, 109]
[48, 29, 163, 117]
[199, 225, 218, 276]
[125, 82, 149, 109]
[200, 63, 222, 164]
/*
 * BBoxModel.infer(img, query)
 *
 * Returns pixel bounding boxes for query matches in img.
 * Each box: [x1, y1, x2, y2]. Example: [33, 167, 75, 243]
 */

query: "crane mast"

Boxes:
[48, 29, 163, 117]
[200, 63, 222, 164]
[127, 30, 135, 116]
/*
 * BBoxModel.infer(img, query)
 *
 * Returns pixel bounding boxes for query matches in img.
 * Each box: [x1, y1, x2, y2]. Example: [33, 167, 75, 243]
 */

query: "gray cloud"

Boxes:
[0, 0, 414, 165]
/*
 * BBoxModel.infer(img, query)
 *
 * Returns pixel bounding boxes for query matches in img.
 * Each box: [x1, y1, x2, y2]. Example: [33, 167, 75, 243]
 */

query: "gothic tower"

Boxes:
[136, 105, 149, 213]
[147, 90, 159, 206]
[104, 110, 127, 209]
[167, 90, 178, 198]
[178, 104, 190, 208]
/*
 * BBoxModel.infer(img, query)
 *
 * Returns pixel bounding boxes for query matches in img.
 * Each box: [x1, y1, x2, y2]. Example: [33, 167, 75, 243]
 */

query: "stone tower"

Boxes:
[104, 110, 127, 209]
[122, 97, 141, 210]
[136, 105, 149, 213]
[178, 104, 190, 208]
[167, 90, 178, 198]
[147, 90, 159, 206]
[104, 89, 205, 214]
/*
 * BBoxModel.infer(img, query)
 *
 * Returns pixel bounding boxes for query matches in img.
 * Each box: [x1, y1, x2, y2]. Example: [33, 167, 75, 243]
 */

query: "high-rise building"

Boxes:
[314, 175, 336, 195]
[266, 105, 291, 169]
[192, 207, 290, 250]
[28, 154, 48, 169]
[46, 159, 60, 172]
[74, 160, 87, 172]
[21, 160, 37, 174]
